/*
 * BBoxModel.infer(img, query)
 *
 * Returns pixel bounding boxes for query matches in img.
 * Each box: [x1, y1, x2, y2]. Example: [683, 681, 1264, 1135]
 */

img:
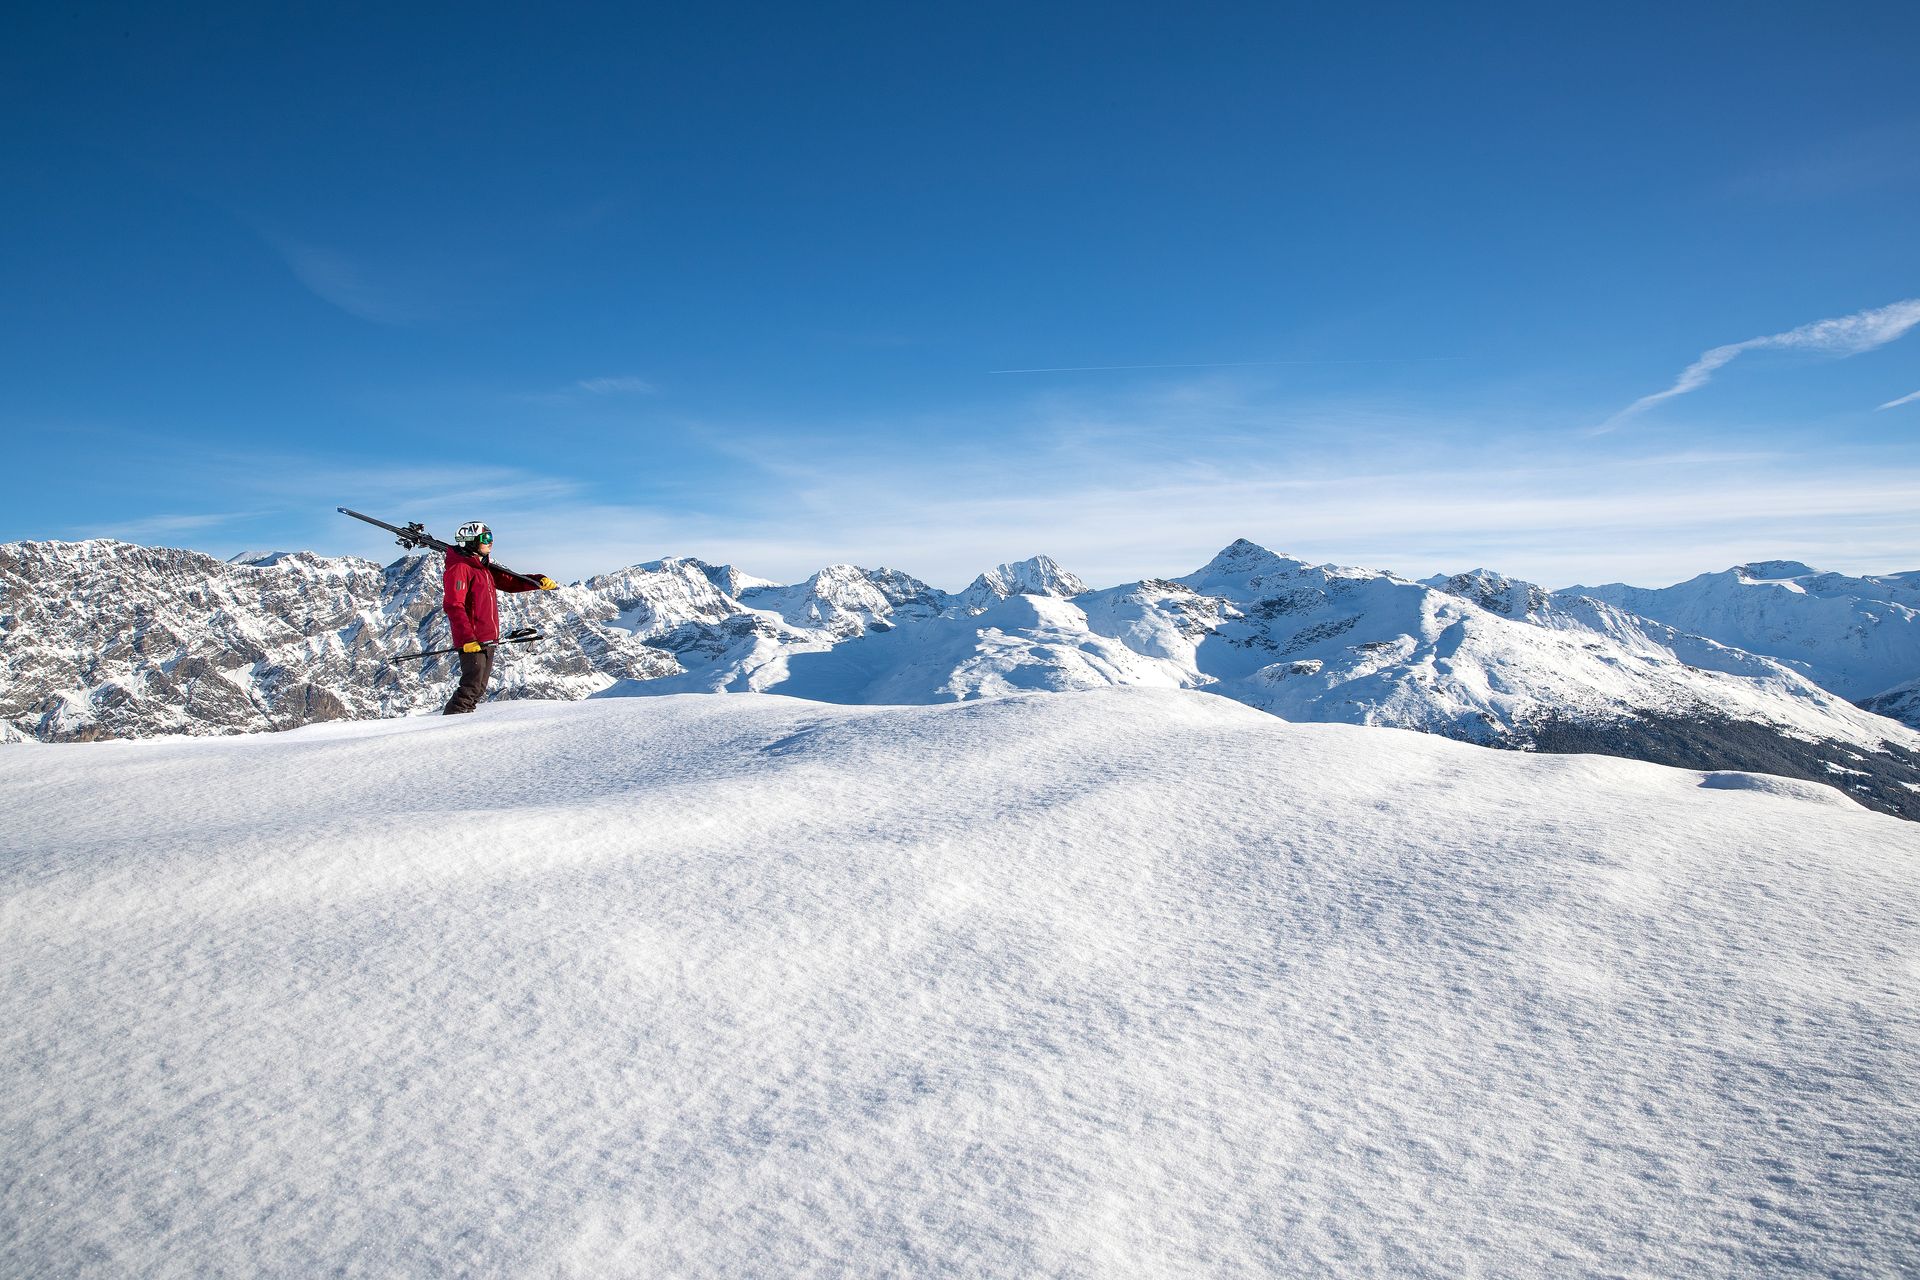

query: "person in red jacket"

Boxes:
[443, 521, 557, 714]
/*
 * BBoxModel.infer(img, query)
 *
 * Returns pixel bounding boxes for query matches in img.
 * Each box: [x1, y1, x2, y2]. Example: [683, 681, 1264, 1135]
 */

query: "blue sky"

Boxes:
[5, 1, 1918, 589]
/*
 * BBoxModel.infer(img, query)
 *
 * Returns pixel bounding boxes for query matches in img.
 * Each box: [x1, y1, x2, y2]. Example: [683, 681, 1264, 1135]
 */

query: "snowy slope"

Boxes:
[1864, 673, 1920, 727]
[1567, 561, 1920, 711]
[2, 690, 1915, 1277]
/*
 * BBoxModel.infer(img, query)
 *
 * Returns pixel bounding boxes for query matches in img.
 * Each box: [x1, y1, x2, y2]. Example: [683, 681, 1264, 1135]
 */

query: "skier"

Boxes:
[442, 521, 558, 714]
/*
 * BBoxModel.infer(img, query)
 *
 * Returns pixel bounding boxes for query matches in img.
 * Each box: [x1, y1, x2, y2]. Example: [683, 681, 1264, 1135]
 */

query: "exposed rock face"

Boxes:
[1422, 568, 1552, 619]
[0, 540, 683, 740]
[955, 556, 1091, 614]
[0, 541, 953, 742]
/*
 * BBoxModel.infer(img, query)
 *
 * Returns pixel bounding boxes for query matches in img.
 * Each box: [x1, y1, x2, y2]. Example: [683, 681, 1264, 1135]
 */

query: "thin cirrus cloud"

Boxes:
[1599, 297, 1920, 430]
[518, 376, 656, 405]
[575, 376, 654, 395]
[270, 238, 416, 325]
[1879, 389, 1920, 411]
[90, 511, 263, 539]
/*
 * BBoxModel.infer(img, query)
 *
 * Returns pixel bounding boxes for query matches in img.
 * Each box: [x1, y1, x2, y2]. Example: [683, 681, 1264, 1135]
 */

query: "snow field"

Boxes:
[2, 688, 1917, 1277]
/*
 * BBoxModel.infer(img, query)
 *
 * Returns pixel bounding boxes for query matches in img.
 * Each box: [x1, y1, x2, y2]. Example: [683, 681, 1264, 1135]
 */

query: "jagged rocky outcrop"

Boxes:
[955, 556, 1090, 614]
[6, 537, 1919, 819]
[0, 541, 684, 740]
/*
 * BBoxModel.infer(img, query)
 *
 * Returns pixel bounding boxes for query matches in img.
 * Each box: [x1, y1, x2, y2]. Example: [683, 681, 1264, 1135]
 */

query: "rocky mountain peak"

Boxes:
[957, 556, 1090, 614]
[1183, 538, 1308, 590]
[1736, 560, 1818, 581]
[1424, 568, 1552, 619]
[739, 564, 945, 637]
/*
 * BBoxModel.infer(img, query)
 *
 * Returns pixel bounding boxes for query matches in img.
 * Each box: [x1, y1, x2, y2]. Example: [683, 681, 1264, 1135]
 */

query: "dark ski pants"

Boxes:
[444, 646, 494, 714]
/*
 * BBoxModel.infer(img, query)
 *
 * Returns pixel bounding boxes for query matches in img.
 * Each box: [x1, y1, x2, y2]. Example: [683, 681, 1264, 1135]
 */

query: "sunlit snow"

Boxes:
[3, 690, 1916, 1276]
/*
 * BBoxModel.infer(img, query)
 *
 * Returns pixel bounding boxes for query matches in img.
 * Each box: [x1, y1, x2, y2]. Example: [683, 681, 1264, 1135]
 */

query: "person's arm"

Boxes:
[444, 560, 481, 647]
[492, 565, 557, 593]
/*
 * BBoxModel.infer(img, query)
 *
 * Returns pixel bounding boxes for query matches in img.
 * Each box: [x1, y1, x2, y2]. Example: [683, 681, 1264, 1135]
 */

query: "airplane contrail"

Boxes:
[988, 357, 1465, 374]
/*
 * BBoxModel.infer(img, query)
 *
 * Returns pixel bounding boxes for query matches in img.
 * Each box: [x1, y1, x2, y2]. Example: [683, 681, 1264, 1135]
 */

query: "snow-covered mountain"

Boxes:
[954, 554, 1090, 613]
[6, 536, 1920, 818]
[1566, 561, 1920, 716]
[735, 563, 949, 637]
[682, 542, 1919, 816]
[1865, 673, 1920, 727]
[6, 690, 1916, 1276]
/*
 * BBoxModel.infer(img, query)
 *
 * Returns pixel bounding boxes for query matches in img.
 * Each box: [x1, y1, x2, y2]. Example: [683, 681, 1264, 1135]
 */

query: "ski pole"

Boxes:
[391, 627, 543, 663]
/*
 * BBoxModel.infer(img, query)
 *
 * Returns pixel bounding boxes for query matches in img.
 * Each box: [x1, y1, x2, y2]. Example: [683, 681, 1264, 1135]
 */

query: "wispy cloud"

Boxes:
[89, 511, 262, 539]
[1728, 122, 1920, 201]
[575, 376, 654, 395]
[270, 238, 416, 324]
[1879, 389, 1920, 411]
[991, 357, 1463, 374]
[237, 460, 584, 515]
[1601, 297, 1920, 430]
[518, 375, 656, 405]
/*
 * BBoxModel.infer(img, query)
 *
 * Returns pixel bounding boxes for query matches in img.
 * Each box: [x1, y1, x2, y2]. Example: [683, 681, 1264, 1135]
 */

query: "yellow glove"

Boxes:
[538, 576, 558, 590]
[461, 641, 484, 654]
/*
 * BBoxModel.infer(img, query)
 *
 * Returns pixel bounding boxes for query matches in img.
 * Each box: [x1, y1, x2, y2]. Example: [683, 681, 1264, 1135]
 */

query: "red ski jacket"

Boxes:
[443, 549, 538, 647]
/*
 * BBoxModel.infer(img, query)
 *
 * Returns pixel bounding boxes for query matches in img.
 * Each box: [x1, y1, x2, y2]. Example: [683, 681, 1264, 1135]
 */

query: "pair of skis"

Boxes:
[338, 508, 547, 665]
[338, 507, 547, 589]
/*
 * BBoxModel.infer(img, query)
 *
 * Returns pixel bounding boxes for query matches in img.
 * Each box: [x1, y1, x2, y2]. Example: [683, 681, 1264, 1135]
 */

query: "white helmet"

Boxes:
[455, 521, 493, 549]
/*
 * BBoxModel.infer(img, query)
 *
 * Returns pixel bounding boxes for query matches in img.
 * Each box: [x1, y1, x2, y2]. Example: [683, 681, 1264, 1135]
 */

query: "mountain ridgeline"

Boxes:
[3, 538, 1917, 818]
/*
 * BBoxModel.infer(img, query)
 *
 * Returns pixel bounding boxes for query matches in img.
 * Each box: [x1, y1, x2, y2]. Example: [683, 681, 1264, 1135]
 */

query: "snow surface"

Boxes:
[4, 690, 1917, 1277]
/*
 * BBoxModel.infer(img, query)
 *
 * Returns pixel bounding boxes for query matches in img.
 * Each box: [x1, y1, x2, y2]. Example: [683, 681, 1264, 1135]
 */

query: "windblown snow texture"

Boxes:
[2, 690, 1915, 1277]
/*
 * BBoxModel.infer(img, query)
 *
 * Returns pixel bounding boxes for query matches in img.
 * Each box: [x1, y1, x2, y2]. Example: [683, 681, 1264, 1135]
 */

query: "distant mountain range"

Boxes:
[1568, 561, 1920, 704]
[3, 537, 1917, 818]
